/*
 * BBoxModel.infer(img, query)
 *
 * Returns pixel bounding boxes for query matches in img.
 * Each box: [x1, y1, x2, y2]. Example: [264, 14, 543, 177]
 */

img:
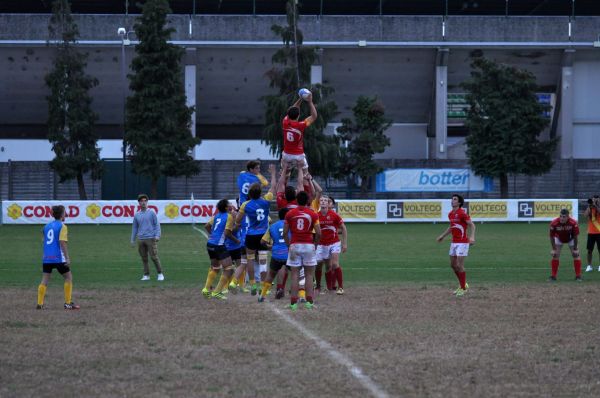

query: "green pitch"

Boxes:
[0, 222, 597, 287]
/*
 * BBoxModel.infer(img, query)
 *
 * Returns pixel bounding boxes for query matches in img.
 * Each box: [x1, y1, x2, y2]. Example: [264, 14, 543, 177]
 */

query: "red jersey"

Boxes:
[276, 192, 298, 210]
[448, 208, 471, 243]
[318, 210, 344, 245]
[550, 217, 579, 243]
[282, 116, 308, 155]
[285, 206, 319, 244]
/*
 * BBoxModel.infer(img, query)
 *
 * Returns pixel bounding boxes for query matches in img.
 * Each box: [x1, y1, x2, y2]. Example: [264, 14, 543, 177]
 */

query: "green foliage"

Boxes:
[262, 0, 340, 178]
[125, 0, 200, 198]
[461, 57, 558, 197]
[337, 96, 392, 191]
[45, 0, 102, 199]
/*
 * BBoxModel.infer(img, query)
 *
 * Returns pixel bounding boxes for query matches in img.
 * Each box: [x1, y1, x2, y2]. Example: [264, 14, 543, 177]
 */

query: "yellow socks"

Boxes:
[238, 270, 246, 287]
[260, 281, 272, 297]
[299, 289, 306, 300]
[214, 274, 229, 293]
[204, 269, 218, 290]
[64, 281, 73, 304]
[37, 284, 47, 306]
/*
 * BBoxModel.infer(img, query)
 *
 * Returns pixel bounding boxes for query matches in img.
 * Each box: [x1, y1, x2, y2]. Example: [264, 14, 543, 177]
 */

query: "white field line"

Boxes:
[192, 225, 209, 240]
[269, 304, 391, 398]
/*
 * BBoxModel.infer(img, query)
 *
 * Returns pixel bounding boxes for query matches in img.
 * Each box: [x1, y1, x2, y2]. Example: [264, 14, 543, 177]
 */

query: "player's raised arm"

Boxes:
[304, 93, 317, 126]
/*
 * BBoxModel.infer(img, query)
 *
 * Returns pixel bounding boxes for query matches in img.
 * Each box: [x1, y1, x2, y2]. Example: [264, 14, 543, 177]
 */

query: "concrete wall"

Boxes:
[2, 15, 600, 42]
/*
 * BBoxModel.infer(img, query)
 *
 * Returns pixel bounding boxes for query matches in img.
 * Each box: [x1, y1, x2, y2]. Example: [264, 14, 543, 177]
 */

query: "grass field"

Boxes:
[1, 222, 599, 397]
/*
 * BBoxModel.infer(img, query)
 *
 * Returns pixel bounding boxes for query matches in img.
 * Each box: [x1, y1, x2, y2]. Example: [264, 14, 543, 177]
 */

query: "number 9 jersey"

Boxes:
[42, 220, 68, 263]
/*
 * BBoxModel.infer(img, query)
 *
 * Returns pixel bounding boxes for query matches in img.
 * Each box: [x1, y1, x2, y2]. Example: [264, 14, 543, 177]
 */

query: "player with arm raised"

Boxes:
[281, 92, 317, 171]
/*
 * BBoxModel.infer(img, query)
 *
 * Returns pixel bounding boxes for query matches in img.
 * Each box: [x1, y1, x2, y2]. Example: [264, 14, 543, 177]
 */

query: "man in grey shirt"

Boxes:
[131, 194, 164, 281]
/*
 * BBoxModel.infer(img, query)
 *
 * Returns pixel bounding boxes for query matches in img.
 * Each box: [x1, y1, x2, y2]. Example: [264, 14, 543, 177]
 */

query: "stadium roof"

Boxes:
[2, 0, 599, 16]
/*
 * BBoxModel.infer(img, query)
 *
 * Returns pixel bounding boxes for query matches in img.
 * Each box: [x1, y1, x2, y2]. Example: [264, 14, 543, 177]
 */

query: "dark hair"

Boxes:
[328, 196, 336, 206]
[296, 191, 309, 206]
[560, 208, 569, 216]
[278, 207, 290, 220]
[137, 193, 149, 201]
[248, 183, 262, 200]
[246, 160, 260, 171]
[52, 205, 65, 220]
[452, 194, 464, 207]
[284, 186, 296, 202]
[287, 106, 300, 120]
[217, 199, 229, 213]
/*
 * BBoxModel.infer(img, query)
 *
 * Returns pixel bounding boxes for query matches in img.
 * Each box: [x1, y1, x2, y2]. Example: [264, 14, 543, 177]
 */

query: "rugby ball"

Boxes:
[298, 88, 311, 100]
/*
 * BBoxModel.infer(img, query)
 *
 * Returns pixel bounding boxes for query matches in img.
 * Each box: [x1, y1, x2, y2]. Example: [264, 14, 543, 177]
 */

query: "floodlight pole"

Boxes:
[119, 27, 127, 200]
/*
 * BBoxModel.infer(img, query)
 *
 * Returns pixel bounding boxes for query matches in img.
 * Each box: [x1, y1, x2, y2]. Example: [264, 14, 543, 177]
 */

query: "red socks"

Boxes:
[574, 258, 582, 277]
[457, 271, 466, 289]
[315, 268, 322, 289]
[551, 259, 559, 277]
[325, 270, 334, 290]
[335, 267, 344, 289]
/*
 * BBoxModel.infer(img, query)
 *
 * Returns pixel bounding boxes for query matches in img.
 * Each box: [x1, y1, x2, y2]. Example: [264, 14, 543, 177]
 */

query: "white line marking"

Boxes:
[269, 304, 390, 398]
[193, 225, 209, 240]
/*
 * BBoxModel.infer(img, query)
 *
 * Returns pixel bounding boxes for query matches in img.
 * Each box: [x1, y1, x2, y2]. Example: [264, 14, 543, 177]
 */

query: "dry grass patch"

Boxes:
[0, 284, 599, 397]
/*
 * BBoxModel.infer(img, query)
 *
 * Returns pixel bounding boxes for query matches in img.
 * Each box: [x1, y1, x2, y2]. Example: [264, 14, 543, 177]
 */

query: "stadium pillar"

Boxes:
[185, 48, 197, 143]
[435, 49, 449, 159]
[311, 49, 323, 85]
[559, 49, 575, 159]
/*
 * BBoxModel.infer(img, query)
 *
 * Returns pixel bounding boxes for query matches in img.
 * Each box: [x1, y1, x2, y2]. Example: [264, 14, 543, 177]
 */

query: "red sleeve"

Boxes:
[549, 221, 556, 237]
[461, 210, 471, 222]
[284, 211, 291, 225]
[334, 213, 344, 226]
[276, 192, 287, 209]
[312, 210, 319, 224]
[573, 220, 580, 236]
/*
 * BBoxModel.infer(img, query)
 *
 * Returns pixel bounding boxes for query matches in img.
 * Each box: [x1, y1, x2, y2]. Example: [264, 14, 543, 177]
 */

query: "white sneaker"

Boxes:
[140, 275, 150, 281]
[586, 265, 593, 272]
[157, 273, 165, 281]
[598, 265, 600, 272]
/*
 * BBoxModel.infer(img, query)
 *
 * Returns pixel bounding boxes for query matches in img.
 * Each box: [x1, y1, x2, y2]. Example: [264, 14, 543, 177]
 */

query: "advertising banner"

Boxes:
[2, 200, 219, 224]
[1, 199, 578, 224]
[376, 168, 493, 192]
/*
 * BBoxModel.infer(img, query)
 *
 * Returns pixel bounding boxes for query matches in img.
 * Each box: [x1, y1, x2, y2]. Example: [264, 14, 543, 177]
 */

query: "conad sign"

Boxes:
[1, 199, 578, 224]
[2, 200, 219, 224]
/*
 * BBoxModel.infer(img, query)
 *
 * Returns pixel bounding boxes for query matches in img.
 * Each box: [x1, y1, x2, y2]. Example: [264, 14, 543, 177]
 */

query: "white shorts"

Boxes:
[554, 237, 575, 247]
[449, 243, 470, 257]
[316, 242, 342, 261]
[281, 152, 309, 170]
[287, 243, 317, 267]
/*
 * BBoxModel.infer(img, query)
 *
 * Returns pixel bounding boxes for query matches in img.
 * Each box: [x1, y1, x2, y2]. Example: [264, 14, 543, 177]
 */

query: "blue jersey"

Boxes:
[42, 220, 67, 263]
[225, 214, 246, 251]
[267, 220, 288, 261]
[237, 172, 267, 204]
[240, 198, 270, 236]
[207, 212, 234, 246]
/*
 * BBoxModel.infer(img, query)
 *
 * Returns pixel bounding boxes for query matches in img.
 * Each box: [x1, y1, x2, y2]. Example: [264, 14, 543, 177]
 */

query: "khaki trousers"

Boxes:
[138, 239, 162, 274]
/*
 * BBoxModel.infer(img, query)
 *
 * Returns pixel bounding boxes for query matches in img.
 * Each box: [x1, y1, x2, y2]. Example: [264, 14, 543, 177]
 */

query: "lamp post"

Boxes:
[118, 27, 131, 199]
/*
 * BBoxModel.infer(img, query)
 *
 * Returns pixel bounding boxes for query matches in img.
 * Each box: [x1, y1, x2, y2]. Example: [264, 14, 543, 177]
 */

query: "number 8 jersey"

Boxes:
[284, 206, 319, 244]
[42, 220, 68, 263]
[239, 198, 271, 236]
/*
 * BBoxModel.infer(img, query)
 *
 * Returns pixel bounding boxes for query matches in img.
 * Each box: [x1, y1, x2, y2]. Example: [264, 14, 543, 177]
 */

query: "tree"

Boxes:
[263, 0, 340, 178]
[461, 57, 558, 198]
[337, 96, 392, 192]
[45, 0, 102, 200]
[125, 0, 200, 198]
